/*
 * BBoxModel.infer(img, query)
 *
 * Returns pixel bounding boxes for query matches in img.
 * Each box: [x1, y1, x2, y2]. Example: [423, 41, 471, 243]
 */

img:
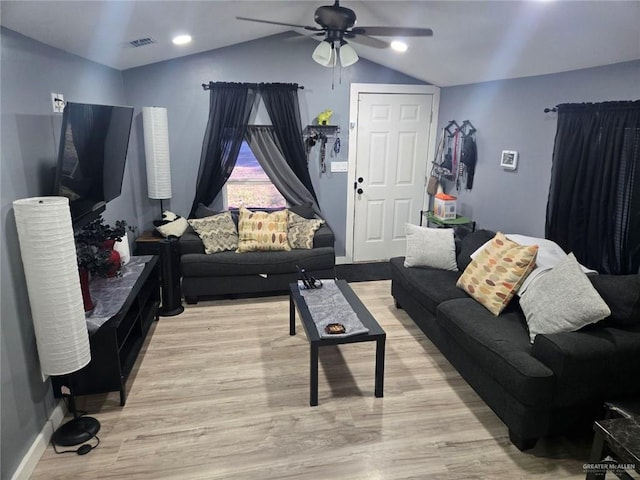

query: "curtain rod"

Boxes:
[544, 106, 558, 113]
[202, 82, 304, 91]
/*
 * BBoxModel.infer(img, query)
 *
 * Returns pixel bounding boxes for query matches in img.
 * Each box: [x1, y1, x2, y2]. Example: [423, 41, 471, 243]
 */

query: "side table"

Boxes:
[420, 210, 475, 232]
[135, 231, 184, 316]
[585, 400, 640, 479]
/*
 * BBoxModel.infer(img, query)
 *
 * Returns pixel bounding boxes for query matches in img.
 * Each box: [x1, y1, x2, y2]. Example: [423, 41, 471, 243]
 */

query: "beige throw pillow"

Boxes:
[288, 211, 324, 249]
[237, 207, 291, 253]
[457, 232, 538, 315]
[188, 212, 238, 254]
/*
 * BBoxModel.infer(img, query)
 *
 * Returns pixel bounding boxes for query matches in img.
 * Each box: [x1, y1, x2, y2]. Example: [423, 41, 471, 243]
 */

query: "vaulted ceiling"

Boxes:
[2, 1, 639, 87]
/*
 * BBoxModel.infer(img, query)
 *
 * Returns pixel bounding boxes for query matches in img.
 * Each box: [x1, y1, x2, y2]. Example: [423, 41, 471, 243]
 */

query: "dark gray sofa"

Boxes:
[390, 229, 640, 450]
[179, 210, 335, 303]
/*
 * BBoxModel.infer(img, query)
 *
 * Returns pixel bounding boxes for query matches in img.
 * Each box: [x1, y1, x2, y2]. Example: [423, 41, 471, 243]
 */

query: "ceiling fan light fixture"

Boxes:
[312, 40, 336, 67]
[391, 40, 408, 52]
[339, 42, 359, 67]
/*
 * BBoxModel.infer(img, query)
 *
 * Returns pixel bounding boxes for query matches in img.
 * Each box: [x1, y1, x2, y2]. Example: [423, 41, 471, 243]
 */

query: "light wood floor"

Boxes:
[31, 281, 593, 479]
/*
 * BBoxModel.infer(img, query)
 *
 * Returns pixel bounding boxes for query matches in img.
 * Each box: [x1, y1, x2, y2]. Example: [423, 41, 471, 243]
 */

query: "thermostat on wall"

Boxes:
[500, 150, 518, 170]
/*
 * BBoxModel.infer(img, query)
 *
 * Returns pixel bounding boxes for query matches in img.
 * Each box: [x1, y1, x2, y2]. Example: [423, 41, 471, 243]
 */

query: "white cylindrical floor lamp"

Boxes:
[13, 196, 100, 450]
[143, 106, 172, 217]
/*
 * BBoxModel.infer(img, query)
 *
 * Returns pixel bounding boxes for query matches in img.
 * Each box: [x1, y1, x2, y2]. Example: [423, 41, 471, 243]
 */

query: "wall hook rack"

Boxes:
[304, 125, 340, 138]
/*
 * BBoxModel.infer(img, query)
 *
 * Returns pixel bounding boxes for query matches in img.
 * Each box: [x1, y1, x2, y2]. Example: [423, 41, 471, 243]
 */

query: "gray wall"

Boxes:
[436, 60, 640, 236]
[122, 32, 424, 255]
[0, 28, 137, 479]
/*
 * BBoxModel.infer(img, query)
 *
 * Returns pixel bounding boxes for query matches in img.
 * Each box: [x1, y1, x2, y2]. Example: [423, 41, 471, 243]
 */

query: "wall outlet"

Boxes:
[51, 93, 64, 113]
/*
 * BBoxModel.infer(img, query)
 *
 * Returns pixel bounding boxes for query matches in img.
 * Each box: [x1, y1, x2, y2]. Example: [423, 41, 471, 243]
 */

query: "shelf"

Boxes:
[304, 125, 340, 137]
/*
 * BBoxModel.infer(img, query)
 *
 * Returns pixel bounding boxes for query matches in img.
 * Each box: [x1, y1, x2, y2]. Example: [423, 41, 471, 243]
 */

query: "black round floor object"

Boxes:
[52, 416, 100, 447]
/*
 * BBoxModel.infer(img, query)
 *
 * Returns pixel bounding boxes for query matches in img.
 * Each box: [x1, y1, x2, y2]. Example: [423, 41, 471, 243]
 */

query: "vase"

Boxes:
[79, 268, 94, 312]
[102, 240, 121, 277]
[106, 249, 121, 277]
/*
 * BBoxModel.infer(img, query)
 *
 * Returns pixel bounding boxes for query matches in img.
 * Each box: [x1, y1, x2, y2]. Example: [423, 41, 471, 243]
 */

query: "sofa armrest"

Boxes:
[313, 224, 334, 249]
[531, 327, 640, 404]
[179, 230, 205, 254]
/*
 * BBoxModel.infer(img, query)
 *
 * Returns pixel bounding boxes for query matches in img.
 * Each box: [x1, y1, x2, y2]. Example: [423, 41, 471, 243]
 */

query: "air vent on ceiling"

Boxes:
[128, 37, 157, 48]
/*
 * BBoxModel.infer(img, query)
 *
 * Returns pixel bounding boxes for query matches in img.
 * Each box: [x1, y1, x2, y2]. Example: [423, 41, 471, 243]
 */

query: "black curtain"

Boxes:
[259, 83, 318, 202]
[546, 101, 640, 274]
[190, 82, 257, 217]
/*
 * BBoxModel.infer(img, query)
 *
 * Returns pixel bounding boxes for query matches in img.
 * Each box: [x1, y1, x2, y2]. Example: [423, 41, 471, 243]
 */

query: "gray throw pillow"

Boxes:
[403, 224, 458, 271]
[520, 253, 611, 342]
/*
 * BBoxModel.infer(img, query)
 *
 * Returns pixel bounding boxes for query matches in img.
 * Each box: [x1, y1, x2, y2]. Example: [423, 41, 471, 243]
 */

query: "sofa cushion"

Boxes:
[457, 232, 538, 315]
[520, 253, 611, 342]
[237, 207, 291, 253]
[389, 257, 467, 314]
[188, 212, 239, 254]
[404, 224, 457, 271]
[436, 298, 555, 407]
[456, 229, 496, 271]
[181, 247, 335, 277]
[288, 211, 324, 249]
[590, 274, 640, 327]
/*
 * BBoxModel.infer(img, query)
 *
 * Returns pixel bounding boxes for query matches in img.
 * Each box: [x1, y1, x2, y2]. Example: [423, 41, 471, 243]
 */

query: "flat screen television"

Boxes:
[53, 101, 134, 228]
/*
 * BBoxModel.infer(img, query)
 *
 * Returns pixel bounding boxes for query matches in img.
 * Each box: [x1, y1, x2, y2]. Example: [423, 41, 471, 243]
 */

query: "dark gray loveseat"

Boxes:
[390, 229, 640, 450]
[179, 206, 335, 303]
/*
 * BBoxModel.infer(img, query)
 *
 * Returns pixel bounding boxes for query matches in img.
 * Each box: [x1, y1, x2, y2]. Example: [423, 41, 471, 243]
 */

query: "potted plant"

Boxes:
[75, 218, 128, 311]
[75, 218, 127, 249]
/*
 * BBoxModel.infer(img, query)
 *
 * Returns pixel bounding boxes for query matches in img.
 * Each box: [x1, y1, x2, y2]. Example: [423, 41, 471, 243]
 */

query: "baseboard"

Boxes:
[11, 400, 66, 480]
[336, 255, 349, 265]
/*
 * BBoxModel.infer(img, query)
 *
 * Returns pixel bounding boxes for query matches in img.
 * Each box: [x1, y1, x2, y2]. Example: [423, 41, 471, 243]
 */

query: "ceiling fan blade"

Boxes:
[347, 34, 389, 49]
[236, 16, 324, 32]
[351, 26, 434, 37]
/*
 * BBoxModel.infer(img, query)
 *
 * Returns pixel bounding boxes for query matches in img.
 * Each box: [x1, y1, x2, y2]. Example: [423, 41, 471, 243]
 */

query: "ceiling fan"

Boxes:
[237, 0, 433, 67]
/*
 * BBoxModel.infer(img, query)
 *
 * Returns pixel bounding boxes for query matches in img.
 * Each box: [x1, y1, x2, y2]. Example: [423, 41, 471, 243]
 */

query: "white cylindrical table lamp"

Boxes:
[13, 196, 100, 448]
[143, 107, 172, 216]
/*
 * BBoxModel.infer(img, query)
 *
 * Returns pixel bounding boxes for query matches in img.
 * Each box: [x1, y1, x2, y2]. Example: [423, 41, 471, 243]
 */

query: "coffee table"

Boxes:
[585, 399, 640, 479]
[289, 280, 386, 406]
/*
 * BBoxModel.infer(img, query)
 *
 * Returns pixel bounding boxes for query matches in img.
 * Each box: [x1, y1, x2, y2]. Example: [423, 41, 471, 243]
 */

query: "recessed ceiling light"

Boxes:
[391, 40, 408, 53]
[172, 34, 192, 46]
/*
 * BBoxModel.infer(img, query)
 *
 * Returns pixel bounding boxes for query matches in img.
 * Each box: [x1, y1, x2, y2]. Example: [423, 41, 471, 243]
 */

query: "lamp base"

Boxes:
[159, 305, 184, 317]
[52, 416, 100, 447]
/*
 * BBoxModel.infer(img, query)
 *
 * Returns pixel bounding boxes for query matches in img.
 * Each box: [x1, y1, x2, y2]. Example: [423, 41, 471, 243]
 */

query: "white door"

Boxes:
[352, 92, 434, 262]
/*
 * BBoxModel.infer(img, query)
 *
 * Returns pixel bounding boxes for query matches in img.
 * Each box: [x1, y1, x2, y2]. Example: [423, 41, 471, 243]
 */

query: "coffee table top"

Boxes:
[594, 417, 640, 469]
[290, 279, 385, 345]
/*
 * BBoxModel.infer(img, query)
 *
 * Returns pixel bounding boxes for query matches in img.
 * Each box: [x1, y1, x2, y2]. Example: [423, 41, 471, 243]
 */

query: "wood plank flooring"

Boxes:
[31, 281, 592, 479]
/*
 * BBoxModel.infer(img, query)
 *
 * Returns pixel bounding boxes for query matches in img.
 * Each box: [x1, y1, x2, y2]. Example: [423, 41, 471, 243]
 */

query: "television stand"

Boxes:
[52, 256, 160, 405]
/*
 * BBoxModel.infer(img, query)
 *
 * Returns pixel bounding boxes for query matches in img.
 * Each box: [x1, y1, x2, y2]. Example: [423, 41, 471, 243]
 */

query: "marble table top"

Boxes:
[85, 256, 153, 334]
[595, 417, 640, 472]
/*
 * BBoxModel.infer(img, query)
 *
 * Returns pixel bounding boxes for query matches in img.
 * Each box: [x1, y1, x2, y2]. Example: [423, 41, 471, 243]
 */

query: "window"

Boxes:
[224, 141, 286, 209]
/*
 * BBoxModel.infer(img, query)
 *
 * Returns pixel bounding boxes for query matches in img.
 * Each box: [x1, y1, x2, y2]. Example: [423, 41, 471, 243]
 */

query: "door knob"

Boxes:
[357, 188, 363, 194]
[357, 177, 364, 183]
